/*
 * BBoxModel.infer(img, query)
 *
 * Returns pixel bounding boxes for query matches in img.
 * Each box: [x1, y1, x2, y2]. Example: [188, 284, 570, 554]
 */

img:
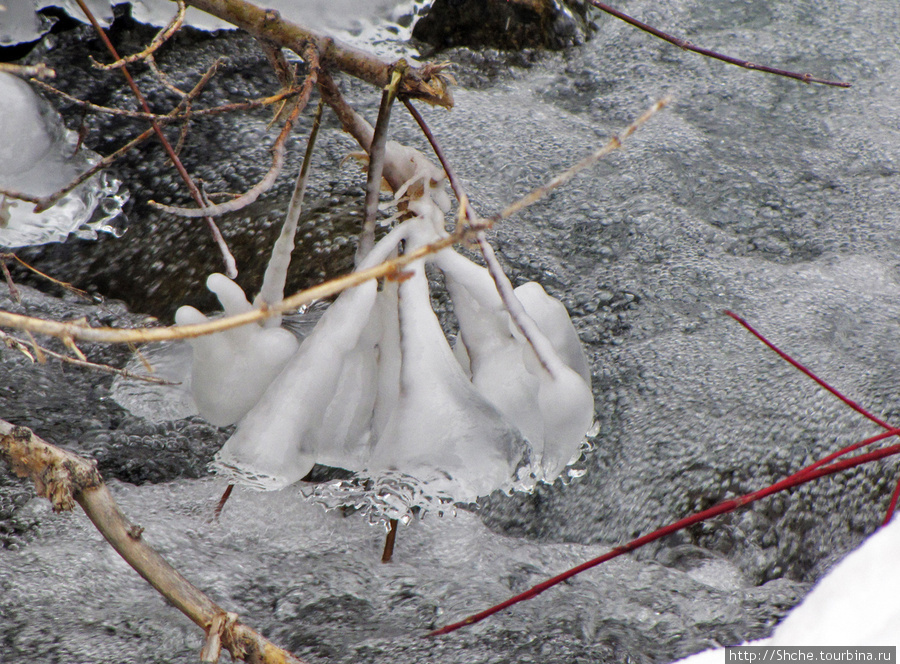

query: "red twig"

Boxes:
[724, 311, 892, 431]
[430, 431, 900, 636]
[884, 479, 900, 526]
[73, 0, 237, 278]
[589, 0, 850, 88]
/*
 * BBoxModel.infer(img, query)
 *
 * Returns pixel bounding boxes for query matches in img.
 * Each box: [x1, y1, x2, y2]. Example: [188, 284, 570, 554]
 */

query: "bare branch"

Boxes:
[149, 59, 318, 218]
[0, 420, 308, 664]
[0, 329, 175, 385]
[590, 0, 850, 87]
[74, 0, 237, 277]
[358, 63, 406, 263]
[184, 0, 453, 108]
[0, 99, 666, 345]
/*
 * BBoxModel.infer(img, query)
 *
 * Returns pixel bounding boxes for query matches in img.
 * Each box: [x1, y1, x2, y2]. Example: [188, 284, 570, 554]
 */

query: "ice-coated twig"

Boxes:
[254, 99, 325, 323]
[589, 0, 850, 87]
[91, 0, 187, 71]
[0, 99, 666, 344]
[358, 65, 406, 264]
[430, 429, 900, 636]
[0, 420, 308, 664]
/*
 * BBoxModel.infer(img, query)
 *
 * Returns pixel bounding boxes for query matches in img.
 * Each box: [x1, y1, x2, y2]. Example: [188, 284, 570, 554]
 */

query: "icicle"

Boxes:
[435, 248, 594, 482]
[174, 273, 298, 427]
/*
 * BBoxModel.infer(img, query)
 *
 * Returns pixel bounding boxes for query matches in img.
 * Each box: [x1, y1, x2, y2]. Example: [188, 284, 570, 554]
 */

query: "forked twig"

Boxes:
[430, 429, 900, 636]
[590, 0, 850, 87]
[0, 329, 175, 384]
[149, 52, 319, 218]
[0, 420, 307, 664]
[75, 0, 237, 278]
[430, 311, 900, 635]
[92, 0, 187, 71]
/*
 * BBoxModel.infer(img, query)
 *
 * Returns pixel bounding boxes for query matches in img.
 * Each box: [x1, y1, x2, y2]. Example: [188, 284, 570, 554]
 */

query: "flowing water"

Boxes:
[1, 0, 899, 662]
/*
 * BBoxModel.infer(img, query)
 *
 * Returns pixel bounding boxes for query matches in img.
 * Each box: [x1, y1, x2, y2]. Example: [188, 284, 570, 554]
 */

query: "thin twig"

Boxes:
[0, 62, 56, 79]
[0, 258, 20, 303]
[0, 253, 88, 298]
[381, 519, 399, 563]
[0, 329, 175, 384]
[430, 428, 900, 636]
[725, 311, 892, 430]
[590, 0, 850, 87]
[497, 97, 670, 222]
[75, 0, 236, 277]
[149, 62, 318, 218]
[92, 0, 187, 71]
[0, 420, 308, 664]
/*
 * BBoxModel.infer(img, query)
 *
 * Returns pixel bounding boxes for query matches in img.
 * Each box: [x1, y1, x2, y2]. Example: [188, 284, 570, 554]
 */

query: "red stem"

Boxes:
[589, 1, 850, 87]
[74, 0, 237, 277]
[724, 311, 893, 431]
[430, 431, 900, 636]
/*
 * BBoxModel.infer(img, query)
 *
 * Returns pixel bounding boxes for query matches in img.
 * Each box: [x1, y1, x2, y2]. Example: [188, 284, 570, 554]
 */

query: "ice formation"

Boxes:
[177, 146, 594, 512]
[0, 73, 126, 247]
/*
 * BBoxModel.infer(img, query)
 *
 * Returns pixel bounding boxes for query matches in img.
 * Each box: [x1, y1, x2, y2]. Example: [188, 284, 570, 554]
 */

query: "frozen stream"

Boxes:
[1, 0, 899, 662]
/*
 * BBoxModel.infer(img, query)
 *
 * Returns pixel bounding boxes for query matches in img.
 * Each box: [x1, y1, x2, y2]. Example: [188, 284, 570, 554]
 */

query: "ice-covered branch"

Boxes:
[0, 420, 308, 664]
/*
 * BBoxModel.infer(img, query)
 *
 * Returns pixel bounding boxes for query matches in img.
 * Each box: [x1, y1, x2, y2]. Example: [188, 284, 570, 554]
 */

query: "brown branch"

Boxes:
[590, 0, 850, 87]
[92, 0, 187, 71]
[184, 0, 453, 108]
[0, 420, 308, 664]
[358, 64, 405, 263]
[317, 70, 408, 192]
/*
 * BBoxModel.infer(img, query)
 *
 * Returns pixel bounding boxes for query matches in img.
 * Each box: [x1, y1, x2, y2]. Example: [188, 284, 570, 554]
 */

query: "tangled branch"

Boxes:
[0, 99, 668, 345]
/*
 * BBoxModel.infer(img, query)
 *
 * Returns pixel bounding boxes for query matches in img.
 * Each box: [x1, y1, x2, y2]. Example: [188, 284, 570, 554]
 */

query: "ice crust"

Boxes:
[0, 73, 126, 247]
